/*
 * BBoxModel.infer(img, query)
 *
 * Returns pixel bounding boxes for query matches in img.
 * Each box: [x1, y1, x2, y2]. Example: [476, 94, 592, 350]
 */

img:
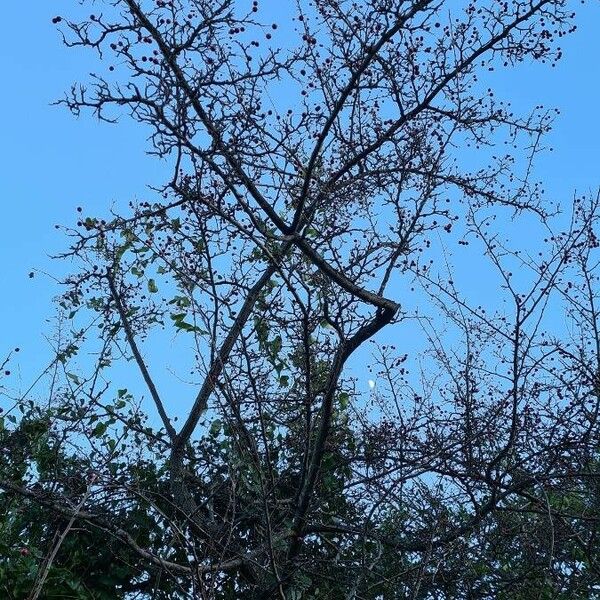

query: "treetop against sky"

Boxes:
[0, 2, 599, 598]
[0, 0, 598, 389]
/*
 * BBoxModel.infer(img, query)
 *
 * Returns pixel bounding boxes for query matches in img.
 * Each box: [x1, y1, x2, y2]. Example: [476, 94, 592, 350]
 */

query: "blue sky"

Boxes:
[1, 3, 167, 388]
[1, 2, 599, 403]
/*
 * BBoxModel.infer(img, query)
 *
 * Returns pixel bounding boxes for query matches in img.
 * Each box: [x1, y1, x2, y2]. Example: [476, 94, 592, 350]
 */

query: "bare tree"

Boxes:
[1, 1, 599, 598]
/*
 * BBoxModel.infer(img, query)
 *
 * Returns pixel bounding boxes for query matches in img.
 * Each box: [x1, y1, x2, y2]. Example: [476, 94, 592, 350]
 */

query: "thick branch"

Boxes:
[107, 271, 176, 440]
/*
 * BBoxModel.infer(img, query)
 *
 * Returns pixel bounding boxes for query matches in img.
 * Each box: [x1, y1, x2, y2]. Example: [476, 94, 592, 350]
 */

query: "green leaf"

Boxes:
[339, 392, 350, 410]
[92, 422, 108, 438]
[210, 419, 222, 436]
[147, 278, 158, 293]
[270, 335, 282, 356]
[66, 373, 81, 385]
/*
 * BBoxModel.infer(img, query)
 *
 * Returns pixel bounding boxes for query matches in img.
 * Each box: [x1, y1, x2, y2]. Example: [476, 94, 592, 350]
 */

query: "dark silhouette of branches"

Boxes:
[1, 1, 599, 598]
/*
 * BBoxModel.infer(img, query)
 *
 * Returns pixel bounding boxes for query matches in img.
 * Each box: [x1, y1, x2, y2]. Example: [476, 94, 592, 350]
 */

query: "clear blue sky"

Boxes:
[1, 2, 599, 399]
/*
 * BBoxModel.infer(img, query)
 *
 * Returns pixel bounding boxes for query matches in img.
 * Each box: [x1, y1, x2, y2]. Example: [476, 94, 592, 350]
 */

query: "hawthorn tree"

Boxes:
[1, 0, 600, 598]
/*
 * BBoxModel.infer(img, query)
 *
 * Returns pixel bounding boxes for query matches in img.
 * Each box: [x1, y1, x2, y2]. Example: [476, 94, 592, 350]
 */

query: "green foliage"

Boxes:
[0, 405, 186, 598]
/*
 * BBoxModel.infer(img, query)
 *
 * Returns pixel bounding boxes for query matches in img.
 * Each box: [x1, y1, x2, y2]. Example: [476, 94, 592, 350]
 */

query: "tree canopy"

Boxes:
[2, 0, 600, 598]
